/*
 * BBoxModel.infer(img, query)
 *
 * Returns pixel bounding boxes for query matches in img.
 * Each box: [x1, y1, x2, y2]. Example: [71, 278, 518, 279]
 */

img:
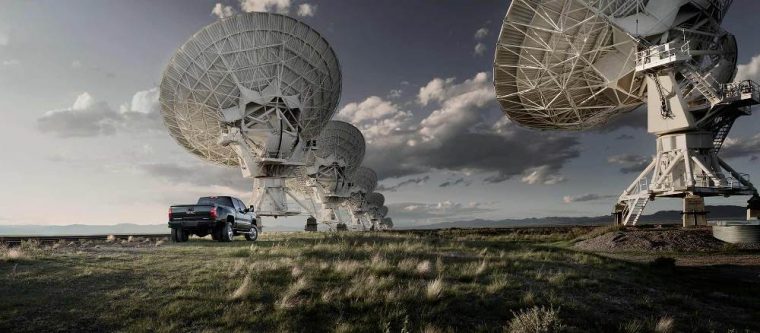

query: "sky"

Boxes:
[1, 0, 760, 228]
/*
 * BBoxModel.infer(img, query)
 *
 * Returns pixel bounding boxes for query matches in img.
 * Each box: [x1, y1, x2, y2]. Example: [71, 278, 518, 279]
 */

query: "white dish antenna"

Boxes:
[494, 0, 760, 226]
[284, 121, 366, 227]
[160, 12, 342, 217]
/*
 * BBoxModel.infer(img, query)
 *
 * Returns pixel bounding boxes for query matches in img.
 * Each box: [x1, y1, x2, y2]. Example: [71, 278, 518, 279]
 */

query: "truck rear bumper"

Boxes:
[168, 220, 219, 230]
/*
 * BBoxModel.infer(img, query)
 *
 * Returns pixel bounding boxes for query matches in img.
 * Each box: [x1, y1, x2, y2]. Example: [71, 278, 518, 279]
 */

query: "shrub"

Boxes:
[506, 306, 563, 333]
[426, 277, 444, 300]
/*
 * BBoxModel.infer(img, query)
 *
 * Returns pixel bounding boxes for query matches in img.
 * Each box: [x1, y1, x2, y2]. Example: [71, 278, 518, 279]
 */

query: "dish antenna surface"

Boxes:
[346, 166, 378, 230]
[495, 0, 760, 226]
[160, 12, 341, 217]
[285, 121, 366, 227]
[364, 192, 385, 229]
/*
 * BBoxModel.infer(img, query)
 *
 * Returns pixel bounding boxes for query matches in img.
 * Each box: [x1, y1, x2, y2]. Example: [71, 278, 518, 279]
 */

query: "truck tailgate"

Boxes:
[170, 205, 215, 222]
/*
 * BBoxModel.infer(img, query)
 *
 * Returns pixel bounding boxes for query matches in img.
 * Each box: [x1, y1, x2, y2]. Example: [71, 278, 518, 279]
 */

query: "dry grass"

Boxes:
[655, 316, 674, 333]
[426, 277, 444, 300]
[507, 306, 563, 333]
[0, 228, 757, 332]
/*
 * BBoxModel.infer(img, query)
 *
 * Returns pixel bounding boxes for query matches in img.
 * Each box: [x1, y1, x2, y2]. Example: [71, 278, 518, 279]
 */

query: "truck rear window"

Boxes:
[197, 197, 234, 207]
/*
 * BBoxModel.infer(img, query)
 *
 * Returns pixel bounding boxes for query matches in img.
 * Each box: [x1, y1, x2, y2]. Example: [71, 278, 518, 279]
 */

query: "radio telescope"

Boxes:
[365, 192, 385, 230]
[160, 12, 341, 217]
[284, 121, 366, 228]
[494, 0, 760, 226]
[346, 166, 378, 230]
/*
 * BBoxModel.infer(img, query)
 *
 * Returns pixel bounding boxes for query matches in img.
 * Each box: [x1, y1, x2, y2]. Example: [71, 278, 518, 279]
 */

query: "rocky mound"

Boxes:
[574, 227, 727, 252]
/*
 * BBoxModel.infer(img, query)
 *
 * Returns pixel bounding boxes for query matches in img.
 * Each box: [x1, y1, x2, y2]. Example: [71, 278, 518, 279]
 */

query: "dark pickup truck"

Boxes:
[168, 196, 258, 242]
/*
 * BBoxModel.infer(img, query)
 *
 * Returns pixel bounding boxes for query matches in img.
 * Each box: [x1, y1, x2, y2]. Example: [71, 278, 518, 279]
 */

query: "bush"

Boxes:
[506, 306, 563, 333]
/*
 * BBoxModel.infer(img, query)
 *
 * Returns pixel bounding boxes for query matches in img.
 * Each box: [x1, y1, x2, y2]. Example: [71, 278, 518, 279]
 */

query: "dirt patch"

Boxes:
[574, 227, 729, 252]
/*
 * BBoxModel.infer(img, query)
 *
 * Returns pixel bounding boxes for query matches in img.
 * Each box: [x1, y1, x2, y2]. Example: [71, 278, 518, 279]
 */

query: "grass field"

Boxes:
[1, 227, 759, 332]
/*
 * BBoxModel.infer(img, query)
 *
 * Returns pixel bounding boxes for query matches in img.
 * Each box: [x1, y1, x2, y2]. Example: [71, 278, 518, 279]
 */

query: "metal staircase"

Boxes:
[621, 178, 650, 226]
[712, 120, 735, 152]
[623, 195, 650, 226]
[681, 63, 722, 106]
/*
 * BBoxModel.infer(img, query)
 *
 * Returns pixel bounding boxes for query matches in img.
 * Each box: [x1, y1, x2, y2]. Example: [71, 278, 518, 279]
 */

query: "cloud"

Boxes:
[2, 59, 20, 66]
[71, 60, 83, 69]
[387, 201, 494, 223]
[474, 43, 487, 56]
[439, 177, 468, 187]
[376, 176, 429, 192]
[615, 134, 635, 140]
[736, 54, 760, 82]
[388, 89, 403, 99]
[37, 89, 162, 138]
[474, 27, 489, 40]
[240, 0, 290, 14]
[721, 134, 760, 159]
[607, 153, 650, 174]
[342, 72, 580, 184]
[0, 32, 8, 46]
[212, 3, 236, 18]
[563, 193, 617, 203]
[141, 162, 249, 192]
[296, 3, 317, 17]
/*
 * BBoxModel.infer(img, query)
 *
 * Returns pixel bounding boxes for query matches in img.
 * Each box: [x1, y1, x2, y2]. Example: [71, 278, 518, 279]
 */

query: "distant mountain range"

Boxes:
[0, 205, 749, 235]
[404, 205, 749, 229]
[0, 223, 302, 236]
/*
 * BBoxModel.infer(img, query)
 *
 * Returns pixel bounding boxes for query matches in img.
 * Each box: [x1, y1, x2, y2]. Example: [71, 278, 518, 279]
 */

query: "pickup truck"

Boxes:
[168, 196, 258, 242]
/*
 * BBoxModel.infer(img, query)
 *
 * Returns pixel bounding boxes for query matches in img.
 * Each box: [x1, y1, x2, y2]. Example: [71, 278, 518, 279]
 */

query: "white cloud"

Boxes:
[563, 193, 616, 203]
[335, 96, 414, 144]
[240, 0, 291, 14]
[296, 3, 317, 17]
[2, 59, 20, 66]
[124, 87, 159, 114]
[71, 60, 82, 69]
[474, 27, 489, 40]
[418, 72, 493, 141]
[38, 88, 162, 138]
[346, 72, 579, 185]
[212, 3, 236, 19]
[0, 32, 8, 46]
[474, 42, 487, 56]
[520, 165, 566, 185]
[388, 89, 403, 99]
[736, 54, 760, 82]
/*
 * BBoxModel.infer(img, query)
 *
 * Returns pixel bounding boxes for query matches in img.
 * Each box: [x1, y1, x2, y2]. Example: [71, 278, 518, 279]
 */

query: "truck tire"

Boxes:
[181, 229, 189, 242]
[244, 226, 259, 241]
[171, 228, 188, 243]
[219, 222, 234, 242]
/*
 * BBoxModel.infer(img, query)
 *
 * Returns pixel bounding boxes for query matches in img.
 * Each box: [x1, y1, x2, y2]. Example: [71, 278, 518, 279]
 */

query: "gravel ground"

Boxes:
[573, 227, 759, 252]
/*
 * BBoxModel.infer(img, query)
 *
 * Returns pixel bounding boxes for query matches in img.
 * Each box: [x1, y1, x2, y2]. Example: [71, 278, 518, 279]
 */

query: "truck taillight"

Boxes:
[210, 207, 218, 219]
[168, 208, 173, 220]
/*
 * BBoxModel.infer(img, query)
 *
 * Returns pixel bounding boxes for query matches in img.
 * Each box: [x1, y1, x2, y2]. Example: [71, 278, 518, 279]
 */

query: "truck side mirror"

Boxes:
[249, 205, 254, 213]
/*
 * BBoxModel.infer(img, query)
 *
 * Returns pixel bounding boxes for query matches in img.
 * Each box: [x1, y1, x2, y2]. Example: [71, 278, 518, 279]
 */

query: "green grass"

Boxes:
[0, 229, 758, 332]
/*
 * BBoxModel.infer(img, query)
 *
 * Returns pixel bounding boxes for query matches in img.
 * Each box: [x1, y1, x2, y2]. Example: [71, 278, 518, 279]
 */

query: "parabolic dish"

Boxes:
[493, 0, 645, 130]
[314, 121, 366, 175]
[378, 206, 388, 218]
[160, 12, 342, 165]
[350, 167, 377, 194]
[365, 192, 385, 210]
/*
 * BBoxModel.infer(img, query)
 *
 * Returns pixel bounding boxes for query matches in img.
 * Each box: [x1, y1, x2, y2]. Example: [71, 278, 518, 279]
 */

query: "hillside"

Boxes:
[410, 205, 747, 229]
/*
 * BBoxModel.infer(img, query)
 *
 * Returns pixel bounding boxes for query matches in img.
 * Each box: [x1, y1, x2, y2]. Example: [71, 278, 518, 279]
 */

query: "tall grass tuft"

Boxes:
[229, 274, 251, 300]
[426, 277, 444, 300]
[506, 306, 563, 333]
[654, 316, 674, 333]
[416, 260, 432, 276]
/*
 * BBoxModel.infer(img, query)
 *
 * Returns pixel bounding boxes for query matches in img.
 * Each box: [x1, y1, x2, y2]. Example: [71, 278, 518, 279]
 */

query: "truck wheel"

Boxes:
[181, 229, 189, 242]
[171, 228, 180, 242]
[220, 222, 234, 242]
[171, 228, 187, 243]
[244, 226, 259, 241]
